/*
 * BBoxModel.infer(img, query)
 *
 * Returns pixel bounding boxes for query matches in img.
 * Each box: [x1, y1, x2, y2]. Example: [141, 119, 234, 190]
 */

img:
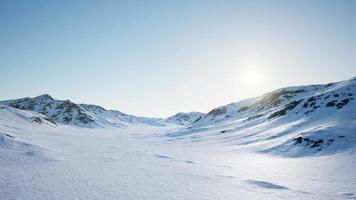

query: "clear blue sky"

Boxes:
[1, 0, 356, 117]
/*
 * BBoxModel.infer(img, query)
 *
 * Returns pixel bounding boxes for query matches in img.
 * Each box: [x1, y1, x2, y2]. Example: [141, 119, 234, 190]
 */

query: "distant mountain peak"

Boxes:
[34, 94, 54, 101]
[165, 112, 205, 125]
[0, 94, 169, 128]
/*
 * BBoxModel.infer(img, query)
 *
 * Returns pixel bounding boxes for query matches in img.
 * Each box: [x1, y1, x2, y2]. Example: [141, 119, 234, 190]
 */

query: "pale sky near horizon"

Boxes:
[1, 0, 356, 117]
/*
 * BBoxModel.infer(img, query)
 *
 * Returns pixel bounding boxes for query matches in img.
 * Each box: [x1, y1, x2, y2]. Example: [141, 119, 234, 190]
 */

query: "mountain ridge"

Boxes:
[0, 94, 204, 127]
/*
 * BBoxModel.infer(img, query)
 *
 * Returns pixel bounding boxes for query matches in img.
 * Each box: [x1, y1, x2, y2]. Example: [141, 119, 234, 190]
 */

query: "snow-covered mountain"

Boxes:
[0, 94, 169, 128]
[164, 112, 205, 125]
[193, 78, 354, 126]
[0, 95, 205, 128]
[166, 76, 356, 157]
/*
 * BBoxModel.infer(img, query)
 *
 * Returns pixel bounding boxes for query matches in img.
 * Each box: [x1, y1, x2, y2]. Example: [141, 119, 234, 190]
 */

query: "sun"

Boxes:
[243, 69, 261, 86]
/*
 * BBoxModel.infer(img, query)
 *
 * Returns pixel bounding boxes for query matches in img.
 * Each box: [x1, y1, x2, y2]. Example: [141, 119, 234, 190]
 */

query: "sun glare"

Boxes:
[244, 69, 261, 86]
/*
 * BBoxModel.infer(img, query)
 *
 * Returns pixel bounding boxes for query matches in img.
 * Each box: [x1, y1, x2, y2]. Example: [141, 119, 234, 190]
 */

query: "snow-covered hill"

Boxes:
[166, 76, 356, 157]
[194, 78, 355, 126]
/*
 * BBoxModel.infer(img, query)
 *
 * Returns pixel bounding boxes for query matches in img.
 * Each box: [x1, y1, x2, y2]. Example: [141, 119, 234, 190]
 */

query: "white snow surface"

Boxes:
[1, 77, 356, 199]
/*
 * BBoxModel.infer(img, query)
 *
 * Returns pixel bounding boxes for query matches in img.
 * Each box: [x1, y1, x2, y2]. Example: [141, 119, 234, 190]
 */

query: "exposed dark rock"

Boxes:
[244, 114, 263, 122]
[238, 106, 249, 112]
[192, 116, 202, 123]
[265, 135, 277, 140]
[293, 136, 331, 150]
[63, 116, 72, 123]
[293, 136, 303, 144]
[307, 96, 317, 102]
[268, 99, 303, 119]
[4, 134, 14, 138]
[311, 139, 323, 148]
[327, 139, 335, 145]
[326, 100, 337, 107]
[30, 116, 57, 125]
[325, 82, 336, 88]
[336, 99, 350, 109]
[254, 89, 305, 110]
[31, 117, 44, 124]
[78, 115, 94, 124]
[207, 107, 227, 116]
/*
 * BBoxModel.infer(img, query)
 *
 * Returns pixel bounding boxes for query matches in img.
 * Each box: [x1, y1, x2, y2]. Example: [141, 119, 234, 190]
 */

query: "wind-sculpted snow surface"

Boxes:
[0, 119, 355, 200]
[0, 133, 53, 164]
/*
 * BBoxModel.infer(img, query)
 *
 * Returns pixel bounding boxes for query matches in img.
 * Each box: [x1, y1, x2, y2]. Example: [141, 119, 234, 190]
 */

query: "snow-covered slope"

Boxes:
[166, 76, 356, 157]
[0, 104, 57, 126]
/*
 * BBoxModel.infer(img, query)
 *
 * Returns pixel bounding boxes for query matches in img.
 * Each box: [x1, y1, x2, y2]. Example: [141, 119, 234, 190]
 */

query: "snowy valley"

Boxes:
[1, 77, 356, 200]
